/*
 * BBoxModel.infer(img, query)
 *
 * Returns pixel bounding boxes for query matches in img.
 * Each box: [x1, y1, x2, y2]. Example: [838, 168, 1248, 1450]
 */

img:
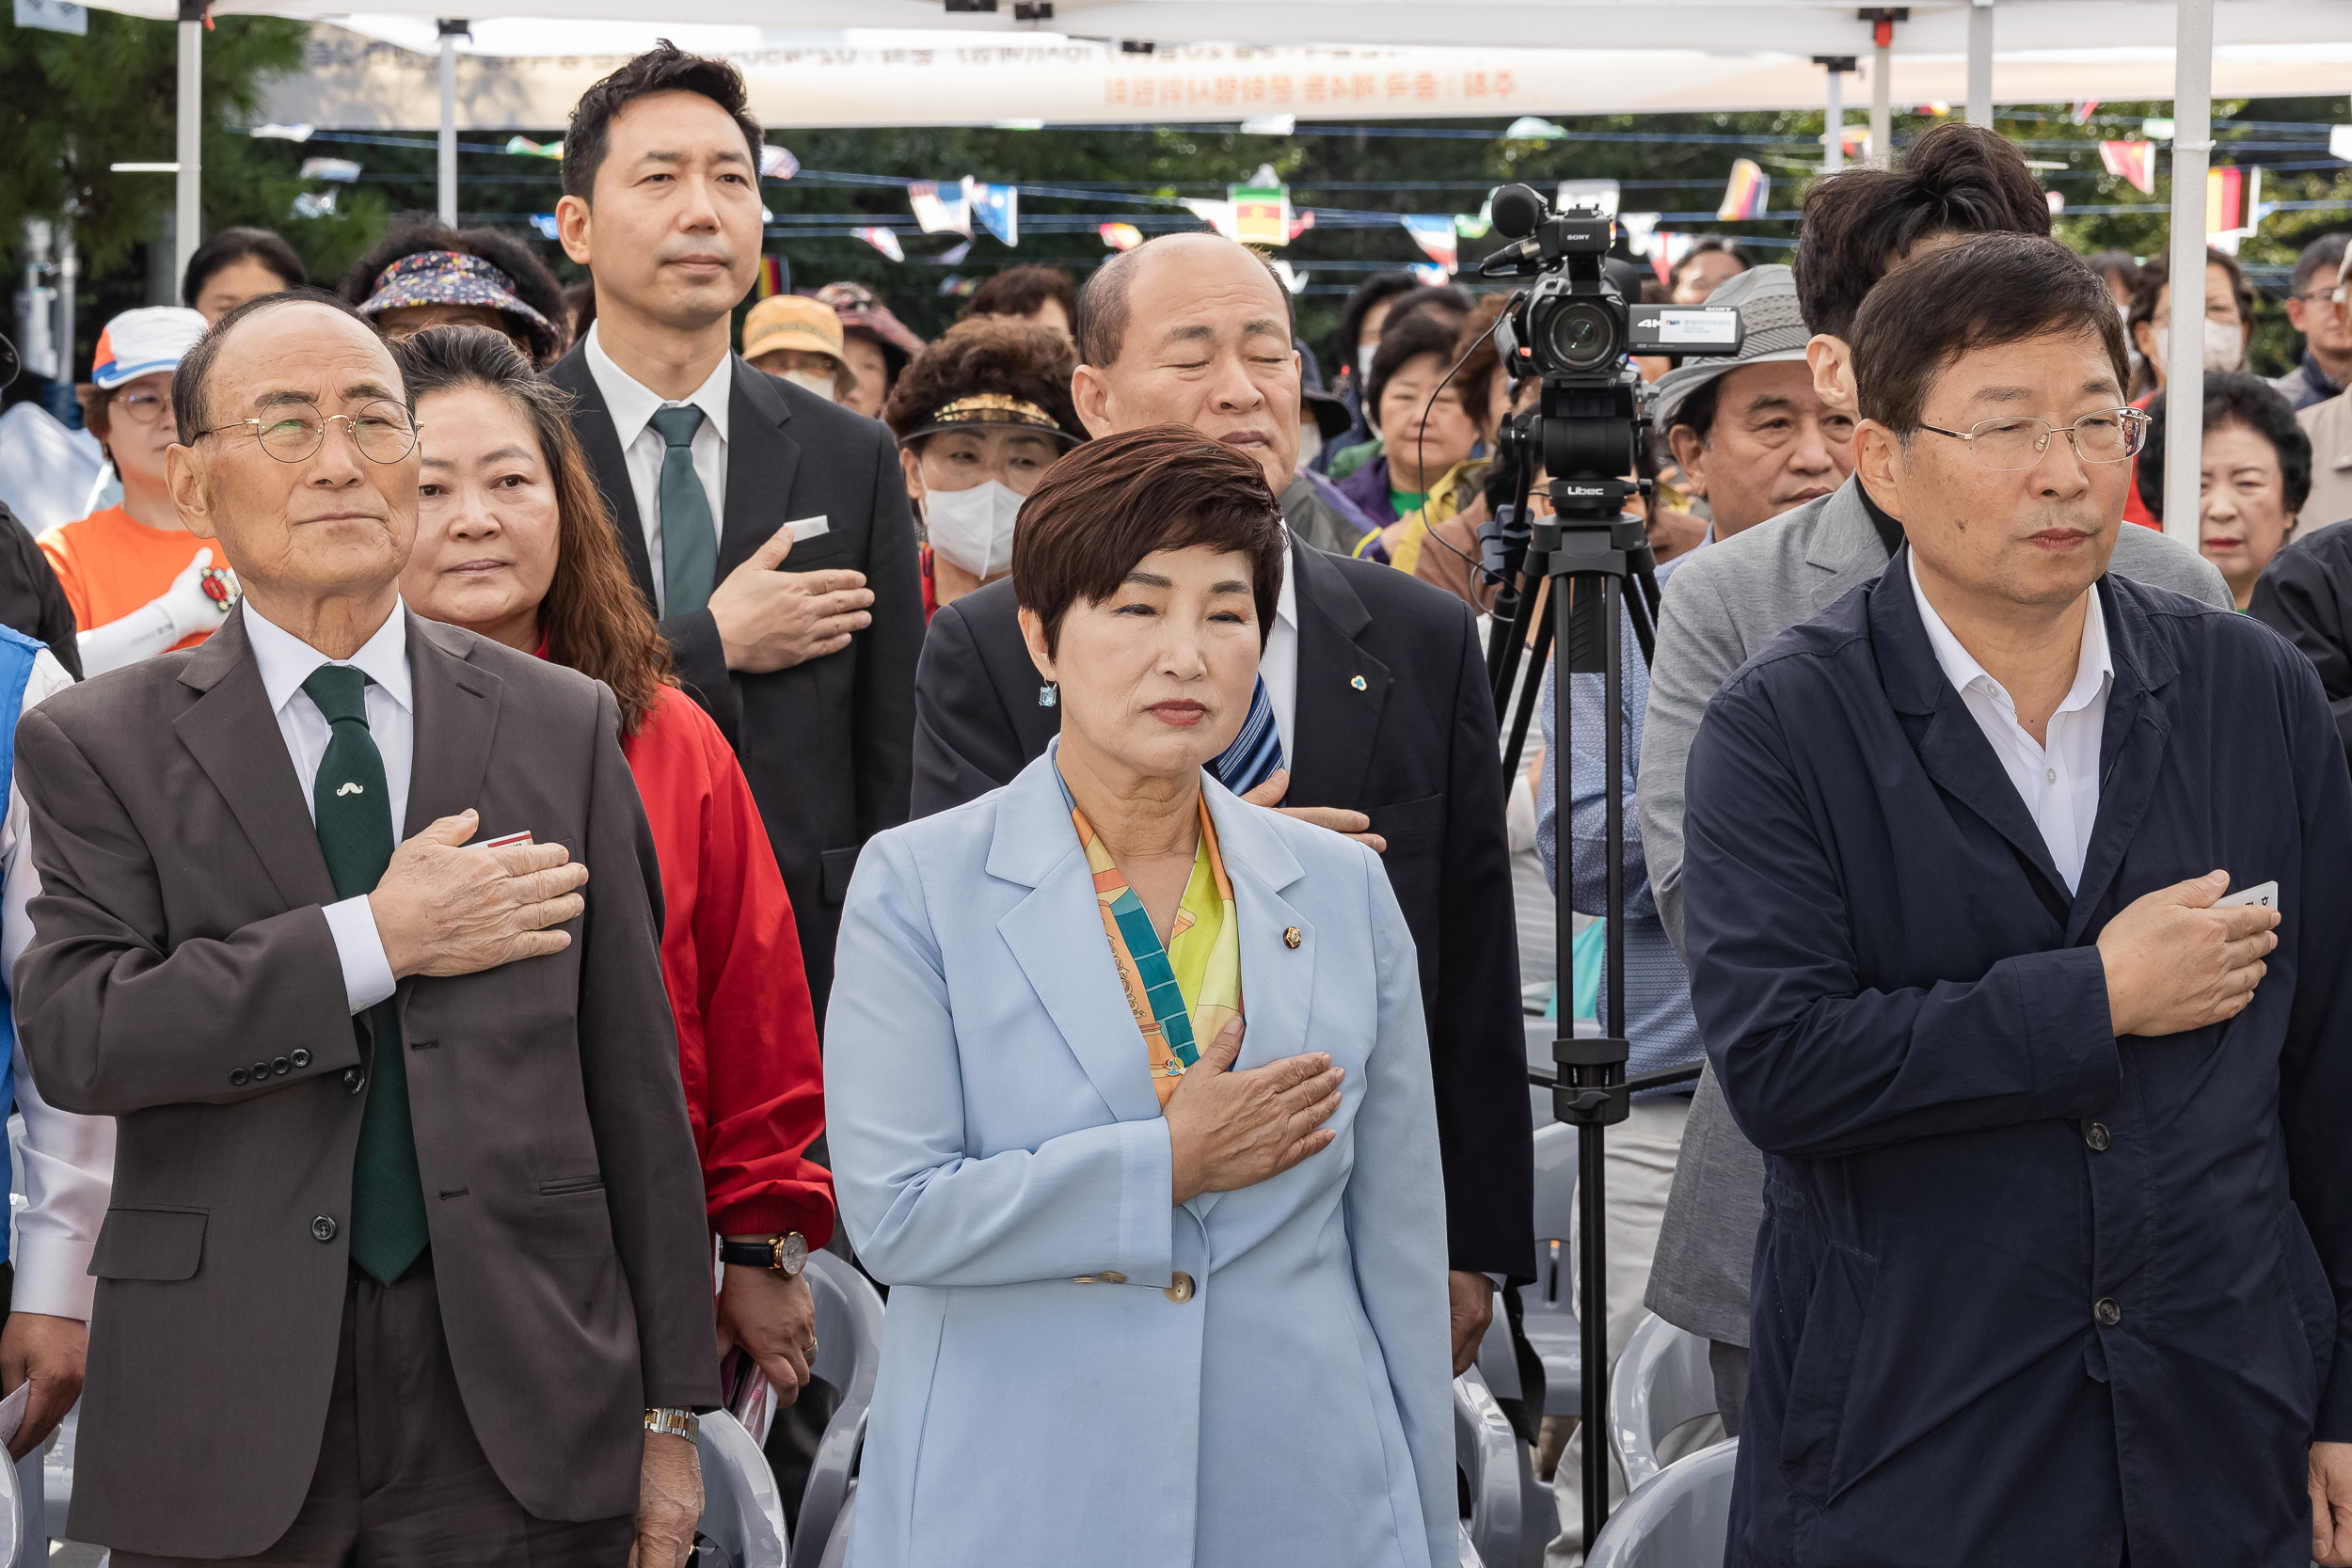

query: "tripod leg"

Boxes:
[1501, 594, 1554, 788]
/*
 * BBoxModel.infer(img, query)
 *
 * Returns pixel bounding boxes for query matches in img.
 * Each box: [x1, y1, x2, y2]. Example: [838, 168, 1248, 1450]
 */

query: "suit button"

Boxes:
[1165, 1272, 1196, 1305]
[252, 1062, 272, 1083]
[2093, 1297, 2122, 1327]
[272, 1056, 292, 1076]
[311, 1215, 338, 1243]
[2085, 1122, 2111, 1151]
[229, 1067, 249, 1086]
[291, 1049, 312, 1069]
[343, 1068, 365, 1095]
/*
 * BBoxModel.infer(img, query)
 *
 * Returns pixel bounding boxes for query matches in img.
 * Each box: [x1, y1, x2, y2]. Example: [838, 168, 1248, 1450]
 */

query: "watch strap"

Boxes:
[719, 1239, 779, 1269]
[644, 1407, 699, 1439]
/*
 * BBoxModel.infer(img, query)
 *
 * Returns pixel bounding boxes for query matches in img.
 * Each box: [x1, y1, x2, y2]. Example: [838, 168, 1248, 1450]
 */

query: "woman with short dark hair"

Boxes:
[181, 227, 308, 324]
[342, 217, 571, 367]
[2137, 372, 2313, 608]
[826, 425, 1454, 1568]
[390, 325, 836, 1406]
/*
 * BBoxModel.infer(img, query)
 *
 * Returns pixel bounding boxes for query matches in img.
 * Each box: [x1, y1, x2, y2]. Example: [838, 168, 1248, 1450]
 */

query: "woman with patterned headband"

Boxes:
[882, 316, 1088, 618]
[339, 218, 571, 368]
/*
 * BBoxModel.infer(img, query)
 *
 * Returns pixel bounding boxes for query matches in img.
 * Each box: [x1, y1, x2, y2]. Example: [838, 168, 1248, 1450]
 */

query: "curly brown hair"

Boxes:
[882, 316, 1084, 447]
[390, 325, 676, 735]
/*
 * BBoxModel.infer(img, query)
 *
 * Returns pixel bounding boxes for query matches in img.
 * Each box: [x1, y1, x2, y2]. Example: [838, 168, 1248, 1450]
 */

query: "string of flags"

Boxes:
[1716, 159, 1770, 221]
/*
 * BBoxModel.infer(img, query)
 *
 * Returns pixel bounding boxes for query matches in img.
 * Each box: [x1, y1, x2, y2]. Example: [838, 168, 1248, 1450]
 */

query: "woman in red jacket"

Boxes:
[391, 325, 833, 1408]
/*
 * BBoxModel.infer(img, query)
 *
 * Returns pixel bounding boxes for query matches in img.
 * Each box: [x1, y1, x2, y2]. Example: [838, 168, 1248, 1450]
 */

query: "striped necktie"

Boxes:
[1209, 674, 1285, 796]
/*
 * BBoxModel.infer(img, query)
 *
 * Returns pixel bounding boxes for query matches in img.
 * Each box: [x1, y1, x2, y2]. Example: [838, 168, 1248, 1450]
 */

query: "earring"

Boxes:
[1037, 681, 1059, 708]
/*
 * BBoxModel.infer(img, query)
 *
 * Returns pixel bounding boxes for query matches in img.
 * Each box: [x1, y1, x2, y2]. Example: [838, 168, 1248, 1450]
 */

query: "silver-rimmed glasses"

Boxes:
[1915, 407, 2151, 472]
[193, 399, 420, 465]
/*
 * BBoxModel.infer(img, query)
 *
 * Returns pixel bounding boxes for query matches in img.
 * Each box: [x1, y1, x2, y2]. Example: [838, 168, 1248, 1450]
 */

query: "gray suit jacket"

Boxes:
[12, 609, 720, 1557]
[1636, 477, 2233, 1344]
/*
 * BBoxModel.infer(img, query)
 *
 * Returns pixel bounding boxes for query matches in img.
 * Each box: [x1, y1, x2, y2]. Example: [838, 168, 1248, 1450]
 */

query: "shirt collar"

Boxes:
[1276, 521, 1298, 632]
[1907, 551, 2112, 719]
[245, 597, 414, 720]
[583, 320, 734, 450]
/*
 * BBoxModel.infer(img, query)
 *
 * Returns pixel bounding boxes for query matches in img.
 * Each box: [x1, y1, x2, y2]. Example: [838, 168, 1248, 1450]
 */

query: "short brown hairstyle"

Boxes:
[882, 316, 1084, 446]
[1851, 232, 2129, 442]
[1454, 293, 1512, 434]
[959, 264, 1076, 325]
[1012, 424, 1285, 657]
[391, 325, 676, 734]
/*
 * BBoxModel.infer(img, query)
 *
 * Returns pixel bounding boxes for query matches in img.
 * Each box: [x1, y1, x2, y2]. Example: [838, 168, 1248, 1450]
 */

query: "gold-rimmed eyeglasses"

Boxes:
[1915, 408, 2151, 472]
[192, 399, 420, 465]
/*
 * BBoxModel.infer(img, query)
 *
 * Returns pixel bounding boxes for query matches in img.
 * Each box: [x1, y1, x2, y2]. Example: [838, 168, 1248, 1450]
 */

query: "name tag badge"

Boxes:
[787, 515, 830, 543]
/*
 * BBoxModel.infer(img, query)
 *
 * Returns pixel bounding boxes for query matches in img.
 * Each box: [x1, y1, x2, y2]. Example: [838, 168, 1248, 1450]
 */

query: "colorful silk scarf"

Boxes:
[1069, 790, 1244, 1108]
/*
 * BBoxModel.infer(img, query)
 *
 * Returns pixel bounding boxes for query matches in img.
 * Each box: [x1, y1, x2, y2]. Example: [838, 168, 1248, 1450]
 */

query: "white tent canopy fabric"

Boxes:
[78, 0, 2323, 541]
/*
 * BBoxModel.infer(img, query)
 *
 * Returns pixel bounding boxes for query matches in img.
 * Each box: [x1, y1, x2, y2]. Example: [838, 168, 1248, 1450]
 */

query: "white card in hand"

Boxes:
[2217, 879, 2278, 911]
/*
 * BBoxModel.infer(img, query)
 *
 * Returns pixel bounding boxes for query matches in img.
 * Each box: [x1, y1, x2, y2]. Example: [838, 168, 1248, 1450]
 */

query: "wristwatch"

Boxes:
[719, 1231, 809, 1277]
[644, 1407, 699, 1439]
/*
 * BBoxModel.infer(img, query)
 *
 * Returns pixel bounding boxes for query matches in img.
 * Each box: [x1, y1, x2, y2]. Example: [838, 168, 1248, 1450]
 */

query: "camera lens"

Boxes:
[1545, 300, 1618, 372]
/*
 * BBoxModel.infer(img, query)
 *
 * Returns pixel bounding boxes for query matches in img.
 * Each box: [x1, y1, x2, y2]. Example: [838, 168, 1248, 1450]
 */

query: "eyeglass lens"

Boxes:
[252, 401, 418, 464]
[1968, 414, 2143, 472]
[114, 391, 172, 422]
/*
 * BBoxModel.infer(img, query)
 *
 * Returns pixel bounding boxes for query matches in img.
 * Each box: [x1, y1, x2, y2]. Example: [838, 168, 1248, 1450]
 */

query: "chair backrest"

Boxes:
[1609, 1314, 1721, 1492]
[1454, 1370, 1525, 1568]
[693, 1410, 787, 1568]
[1583, 1438, 1738, 1568]
[790, 1250, 887, 1568]
[0, 1425, 22, 1568]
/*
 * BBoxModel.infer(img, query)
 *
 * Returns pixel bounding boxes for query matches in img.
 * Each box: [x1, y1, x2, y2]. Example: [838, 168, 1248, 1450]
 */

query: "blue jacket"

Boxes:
[1682, 556, 2352, 1567]
[825, 746, 1454, 1568]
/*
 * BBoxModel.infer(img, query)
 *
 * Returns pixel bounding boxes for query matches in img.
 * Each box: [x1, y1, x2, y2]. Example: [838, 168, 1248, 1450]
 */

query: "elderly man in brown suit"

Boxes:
[10, 290, 721, 1565]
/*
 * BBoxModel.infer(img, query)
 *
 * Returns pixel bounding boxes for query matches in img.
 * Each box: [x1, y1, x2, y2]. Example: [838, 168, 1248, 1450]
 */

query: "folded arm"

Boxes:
[825, 834, 1175, 1289]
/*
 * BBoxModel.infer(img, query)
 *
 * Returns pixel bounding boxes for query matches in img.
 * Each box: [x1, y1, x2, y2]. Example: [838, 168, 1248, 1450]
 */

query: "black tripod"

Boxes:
[1487, 448, 1701, 1551]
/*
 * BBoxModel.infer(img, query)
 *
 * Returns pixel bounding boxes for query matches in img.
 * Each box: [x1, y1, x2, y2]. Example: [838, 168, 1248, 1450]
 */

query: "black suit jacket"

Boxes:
[914, 540, 1534, 1278]
[549, 347, 923, 1019]
[0, 502, 82, 677]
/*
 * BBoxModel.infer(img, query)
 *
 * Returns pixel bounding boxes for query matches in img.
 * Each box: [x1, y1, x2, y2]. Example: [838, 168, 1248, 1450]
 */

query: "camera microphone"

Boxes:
[1490, 182, 1549, 240]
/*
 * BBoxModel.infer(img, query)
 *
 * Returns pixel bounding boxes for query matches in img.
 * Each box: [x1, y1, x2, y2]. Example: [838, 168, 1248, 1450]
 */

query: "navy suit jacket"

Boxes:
[1682, 554, 2352, 1567]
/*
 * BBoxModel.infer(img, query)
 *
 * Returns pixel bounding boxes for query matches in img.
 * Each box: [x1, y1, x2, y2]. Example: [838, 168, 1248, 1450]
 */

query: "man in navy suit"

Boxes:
[1682, 232, 2352, 1564]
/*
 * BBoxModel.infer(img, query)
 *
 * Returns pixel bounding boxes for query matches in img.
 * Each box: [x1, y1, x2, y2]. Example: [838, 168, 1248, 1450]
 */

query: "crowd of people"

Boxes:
[0, 38, 2348, 1568]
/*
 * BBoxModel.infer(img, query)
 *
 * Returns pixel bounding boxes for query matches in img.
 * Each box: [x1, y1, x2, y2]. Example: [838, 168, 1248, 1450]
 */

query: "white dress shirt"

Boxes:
[1261, 529, 1302, 765]
[1909, 554, 2112, 894]
[583, 321, 732, 616]
[243, 599, 415, 1015]
[2, 649, 115, 1320]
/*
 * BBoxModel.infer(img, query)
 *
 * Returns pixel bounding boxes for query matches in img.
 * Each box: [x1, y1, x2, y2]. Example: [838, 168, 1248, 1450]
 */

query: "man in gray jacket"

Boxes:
[1637, 133, 2233, 1434]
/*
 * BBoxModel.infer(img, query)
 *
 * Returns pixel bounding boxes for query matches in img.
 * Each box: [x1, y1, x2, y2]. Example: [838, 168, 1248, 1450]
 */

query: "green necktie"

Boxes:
[649, 404, 718, 617]
[302, 665, 428, 1286]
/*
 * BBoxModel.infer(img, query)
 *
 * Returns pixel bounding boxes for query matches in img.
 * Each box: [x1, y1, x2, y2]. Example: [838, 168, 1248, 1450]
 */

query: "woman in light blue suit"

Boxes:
[827, 426, 1454, 1568]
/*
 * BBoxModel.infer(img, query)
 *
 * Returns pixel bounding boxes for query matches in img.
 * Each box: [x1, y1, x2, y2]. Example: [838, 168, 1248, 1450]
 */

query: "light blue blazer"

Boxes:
[825, 746, 1454, 1568]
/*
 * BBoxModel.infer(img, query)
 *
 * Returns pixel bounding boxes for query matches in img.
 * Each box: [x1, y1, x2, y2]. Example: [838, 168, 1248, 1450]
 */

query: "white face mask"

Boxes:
[924, 479, 1024, 579]
[2152, 318, 2245, 375]
[780, 369, 838, 402]
[1357, 342, 1377, 381]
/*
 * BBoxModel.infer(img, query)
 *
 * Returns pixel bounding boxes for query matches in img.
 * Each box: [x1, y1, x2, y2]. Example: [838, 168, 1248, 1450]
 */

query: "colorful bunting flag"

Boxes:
[251, 122, 315, 142]
[755, 257, 786, 299]
[1401, 214, 1458, 274]
[963, 180, 1018, 246]
[1099, 223, 1143, 251]
[1180, 198, 1240, 239]
[1270, 260, 1309, 294]
[1647, 230, 1696, 287]
[2099, 141, 2154, 196]
[504, 135, 562, 159]
[935, 240, 974, 266]
[1287, 211, 1317, 242]
[1503, 117, 1566, 140]
[1618, 213, 1661, 259]
[907, 182, 971, 237]
[2208, 165, 2265, 253]
[1408, 262, 1451, 288]
[853, 227, 906, 262]
[290, 190, 338, 219]
[299, 158, 361, 182]
[2045, 192, 2066, 216]
[2071, 100, 2102, 126]
[528, 214, 559, 241]
[1716, 160, 1769, 221]
[760, 145, 800, 181]
[2333, 126, 2352, 163]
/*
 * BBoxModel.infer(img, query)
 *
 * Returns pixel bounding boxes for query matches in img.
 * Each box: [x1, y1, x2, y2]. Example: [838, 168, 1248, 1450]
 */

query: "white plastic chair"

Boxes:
[1454, 1369, 1526, 1568]
[1583, 1438, 1738, 1568]
[1609, 1313, 1720, 1492]
[1519, 1120, 1582, 1418]
[788, 1251, 885, 1568]
[692, 1410, 787, 1568]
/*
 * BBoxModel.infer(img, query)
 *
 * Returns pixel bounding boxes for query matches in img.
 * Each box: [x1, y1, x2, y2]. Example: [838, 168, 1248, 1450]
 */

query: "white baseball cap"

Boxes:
[90, 307, 208, 390]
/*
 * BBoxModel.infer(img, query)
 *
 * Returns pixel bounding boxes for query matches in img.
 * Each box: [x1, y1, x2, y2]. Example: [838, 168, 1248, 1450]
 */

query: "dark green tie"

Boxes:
[302, 665, 428, 1285]
[649, 404, 718, 616]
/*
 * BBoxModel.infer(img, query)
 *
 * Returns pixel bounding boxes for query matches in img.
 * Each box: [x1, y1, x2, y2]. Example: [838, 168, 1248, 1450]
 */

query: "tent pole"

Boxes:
[2161, 0, 2213, 546]
[1869, 14, 1895, 166]
[175, 0, 203, 285]
[1824, 62, 1844, 172]
[438, 19, 467, 226]
[1966, 0, 1994, 126]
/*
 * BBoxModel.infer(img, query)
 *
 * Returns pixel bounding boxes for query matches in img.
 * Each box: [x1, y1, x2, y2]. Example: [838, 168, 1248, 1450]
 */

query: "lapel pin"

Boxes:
[1350, 674, 1368, 691]
[336, 782, 365, 797]
[1283, 927, 1302, 949]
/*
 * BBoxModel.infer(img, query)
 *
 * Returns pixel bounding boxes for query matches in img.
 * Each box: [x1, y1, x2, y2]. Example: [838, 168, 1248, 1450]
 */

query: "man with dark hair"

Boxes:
[2278, 233, 2352, 411]
[1637, 135, 2232, 1439]
[958, 262, 1076, 343]
[19, 292, 718, 1565]
[547, 42, 924, 1025]
[1683, 229, 2352, 1566]
[914, 229, 1534, 1386]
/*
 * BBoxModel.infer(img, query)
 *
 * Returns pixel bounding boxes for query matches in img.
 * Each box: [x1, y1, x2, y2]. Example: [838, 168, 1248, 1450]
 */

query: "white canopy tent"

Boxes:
[74, 0, 2352, 543]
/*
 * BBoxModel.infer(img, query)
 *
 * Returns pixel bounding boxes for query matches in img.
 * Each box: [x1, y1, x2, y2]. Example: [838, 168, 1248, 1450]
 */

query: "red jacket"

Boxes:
[622, 684, 834, 1245]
